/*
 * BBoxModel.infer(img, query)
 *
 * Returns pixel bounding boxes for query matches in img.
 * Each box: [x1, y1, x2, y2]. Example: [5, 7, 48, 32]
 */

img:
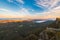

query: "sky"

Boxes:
[0, 0, 60, 19]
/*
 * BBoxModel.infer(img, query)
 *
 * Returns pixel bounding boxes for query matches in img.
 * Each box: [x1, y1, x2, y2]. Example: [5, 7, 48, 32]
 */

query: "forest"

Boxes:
[0, 18, 60, 40]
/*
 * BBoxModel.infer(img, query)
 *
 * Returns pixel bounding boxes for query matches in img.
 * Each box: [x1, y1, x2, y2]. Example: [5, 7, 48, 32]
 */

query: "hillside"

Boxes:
[0, 19, 55, 40]
[48, 18, 60, 28]
[49, 18, 60, 40]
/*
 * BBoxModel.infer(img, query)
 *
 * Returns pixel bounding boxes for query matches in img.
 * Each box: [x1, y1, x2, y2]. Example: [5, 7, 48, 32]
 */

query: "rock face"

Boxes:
[48, 18, 60, 28]
[55, 18, 60, 28]
[56, 18, 60, 24]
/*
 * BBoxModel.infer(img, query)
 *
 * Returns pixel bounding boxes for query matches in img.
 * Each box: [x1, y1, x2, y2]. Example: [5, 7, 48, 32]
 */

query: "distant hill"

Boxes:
[0, 20, 24, 23]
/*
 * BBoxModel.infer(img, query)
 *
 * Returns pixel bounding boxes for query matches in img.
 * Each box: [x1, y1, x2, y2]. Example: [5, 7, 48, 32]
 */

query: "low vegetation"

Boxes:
[0, 18, 60, 40]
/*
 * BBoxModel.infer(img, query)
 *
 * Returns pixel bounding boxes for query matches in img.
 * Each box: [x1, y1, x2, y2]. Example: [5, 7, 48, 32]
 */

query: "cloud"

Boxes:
[0, 8, 9, 12]
[0, 8, 32, 18]
[8, 0, 24, 4]
[0, 6, 60, 19]
[0, 8, 19, 18]
[7, 0, 24, 7]
[18, 8, 31, 15]
[16, 0, 24, 4]
[7, 0, 19, 7]
[8, 0, 13, 2]
[35, 0, 60, 9]
[34, 6, 60, 19]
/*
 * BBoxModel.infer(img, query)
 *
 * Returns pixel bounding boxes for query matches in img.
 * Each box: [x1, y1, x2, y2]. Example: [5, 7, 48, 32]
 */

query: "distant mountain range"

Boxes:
[0, 18, 24, 20]
[0, 18, 56, 20]
[0, 18, 55, 23]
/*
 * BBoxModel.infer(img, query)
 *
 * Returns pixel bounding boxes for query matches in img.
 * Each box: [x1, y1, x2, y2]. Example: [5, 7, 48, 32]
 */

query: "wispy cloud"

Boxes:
[0, 8, 32, 18]
[0, 8, 10, 12]
[35, 0, 60, 9]
[0, 7, 60, 19]
[7, 0, 20, 7]
[16, 0, 24, 4]
[7, 0, 24, 8]
[8, 0, 24, 4]
[8, 0, 13, 2]
[35, 6, 60, 19]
